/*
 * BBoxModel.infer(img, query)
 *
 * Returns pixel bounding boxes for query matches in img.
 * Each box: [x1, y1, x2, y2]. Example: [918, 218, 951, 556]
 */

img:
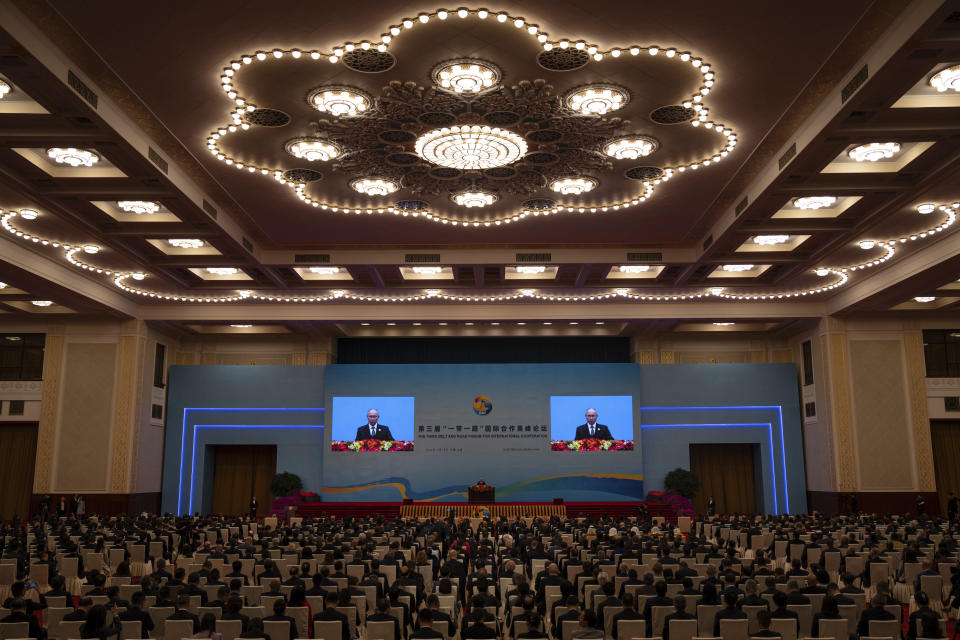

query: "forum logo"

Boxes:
[472, 395, 493, 415]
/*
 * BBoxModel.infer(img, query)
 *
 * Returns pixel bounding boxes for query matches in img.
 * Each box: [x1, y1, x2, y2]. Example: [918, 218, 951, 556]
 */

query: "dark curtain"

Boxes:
[336, 337, 631, 364]
[0, 423, 38, 518]
[931, 421, 960, 513]
[211, 445, 277, 516]
[689, 443, 758, 515]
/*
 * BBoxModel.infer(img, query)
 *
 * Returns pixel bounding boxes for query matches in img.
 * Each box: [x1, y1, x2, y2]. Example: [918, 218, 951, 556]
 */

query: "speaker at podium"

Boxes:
[468, 479, 494, 503]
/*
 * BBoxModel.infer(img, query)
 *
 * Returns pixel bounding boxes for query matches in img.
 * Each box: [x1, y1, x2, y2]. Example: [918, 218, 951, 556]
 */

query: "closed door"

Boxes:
[931, 421, 960, 513]
[689, 443, 758, 515]
[211, 445, 277, 515]
[0, 423, 38, 518]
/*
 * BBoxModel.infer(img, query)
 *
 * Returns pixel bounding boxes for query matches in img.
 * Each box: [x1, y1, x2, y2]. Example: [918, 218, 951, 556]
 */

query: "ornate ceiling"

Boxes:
[0, 0, 958, 332]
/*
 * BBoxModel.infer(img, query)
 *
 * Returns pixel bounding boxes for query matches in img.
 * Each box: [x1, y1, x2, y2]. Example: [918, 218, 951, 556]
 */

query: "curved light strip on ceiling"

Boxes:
[3, 203, 955, 303]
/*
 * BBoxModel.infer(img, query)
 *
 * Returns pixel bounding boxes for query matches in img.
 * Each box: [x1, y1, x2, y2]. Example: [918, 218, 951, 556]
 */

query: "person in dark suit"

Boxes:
[411, 609, 444, 639]
[643, 581, 674, 637]
[752, 610, 781, 638]
[713, 590, 748, 637]
[117, 592, 154, 639]
[356, 409, 394, 441]
[312, 592, 349, 640]
[463, 609, 498, 639]
[662, 596, 695, 640]
[249, 497, 258, 518]
[611, 594, 644, 640]
[574, 408, 613, 440]
[1, 598, 43, 639]
[368, 598, 403, 640]
[65, 598, 93, 621]
[856, 594, 896, 638]
[264, 599, 298, 640]
[168, 596, 201, 634]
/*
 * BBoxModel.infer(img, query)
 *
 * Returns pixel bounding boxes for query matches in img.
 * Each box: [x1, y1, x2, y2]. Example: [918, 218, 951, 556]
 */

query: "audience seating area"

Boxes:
[0, 510, 958, 640]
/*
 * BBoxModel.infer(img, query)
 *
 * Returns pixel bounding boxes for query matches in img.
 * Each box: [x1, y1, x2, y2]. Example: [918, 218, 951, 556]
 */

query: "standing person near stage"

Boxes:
[356, 409, 394, 441]
[249, 497, 258, 519]
[707, 497, 716, 517]
[574, 409, 612, 440]
[916, 494, 926, 516]
[949, 493, 958, 523]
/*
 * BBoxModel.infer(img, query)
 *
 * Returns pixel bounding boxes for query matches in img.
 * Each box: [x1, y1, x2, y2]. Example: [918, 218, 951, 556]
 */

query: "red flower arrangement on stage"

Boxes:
[551, 439, 634, 451]
[331, 439, 414, 452]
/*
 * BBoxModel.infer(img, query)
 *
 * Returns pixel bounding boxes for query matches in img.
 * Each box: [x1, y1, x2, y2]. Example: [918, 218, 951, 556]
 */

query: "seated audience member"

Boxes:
[411, 608, 444, 639]
[856, 594, 896, 638]
[713, 589, 748, 637]
[811, 595, 842, 638]
[117, 591, 154, 638]
[752, 609, 781, 638]
[462, 609, 498, 639]
[192, 613, 222, 640]
[80, 604, 120, 640]
[907, 592, 941, 640]
[264, 598, 298, 640]
[66, 597, 94, 621]
[571, 610, 604, 640]
[0, 598, 44, 639]
[239, 617, 271, 640]
[662, 596, 695, 640]
[312, 591, 349, 640]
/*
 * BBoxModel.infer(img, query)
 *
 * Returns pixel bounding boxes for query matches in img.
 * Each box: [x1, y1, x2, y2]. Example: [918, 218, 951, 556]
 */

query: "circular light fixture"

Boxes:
[415, 125, 527, 170]
[753, 235, 790, 246]
[117, 200, 160, 214]
[82, 244, 100, 254]
[285, 138, 340, 162]
[619, 265, 652, 273]
[0, 282, 7, 289]
[603, 136, 659, 159]
[709, 287, 724, 295]
[929, 65, 960, 92]
[17, 209, 38, 220]
[308, 266, 341, 275]
[452, 190, 497, 208]
[565, 85, 629, 115]
[847, 142, 900, 162]
[307, 86, 371, 116]
[432, 59, 500, 93]
[815, 268, 830, 277]
[516, 265, 547, 274]
[722, 264, 755, 272]
[550, 177, 597, 195]
[916, 203, 936, 214]
[858, 240, 876, 250]
[131, 273, 146, 280]
[31, 300, 53, 307]
[47, 147, 99, 167]
[793, 196, 837, 210]
[351, 178, 398, 196]
[167, 239, 205, 249]
[914, 296, 936, 303]
[0, 80, 10, 98]
[206, 267, 240, 276]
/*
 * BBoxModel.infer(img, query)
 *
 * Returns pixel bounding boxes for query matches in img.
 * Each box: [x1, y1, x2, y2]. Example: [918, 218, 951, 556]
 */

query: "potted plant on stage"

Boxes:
[269, 472, 304, 518]
[647, 468, 698, 518]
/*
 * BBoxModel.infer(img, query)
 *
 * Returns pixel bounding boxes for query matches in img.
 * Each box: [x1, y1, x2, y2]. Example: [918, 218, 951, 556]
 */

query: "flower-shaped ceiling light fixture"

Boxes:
[0, 80, 10, 99]
[47, 147, 99, 167]
[117, 200, 160, 214]
[551, 177, 597, 195]
[848, 142, 900, 162]
[453, 191, 497, 208]
[565, 85, 628, 115]
[415, 125, 527, 170]
[202, 7, 740, 227]
[929, 65, 960, 92]
[307, 87, 370, 116]
[793, 196, 837, 210]
[351, 178, 398, 196]
[433, 59, 500, 93]
[603, 136, 658, 159]
[168, 238, 205, 249]
[285, 138, 340, 162]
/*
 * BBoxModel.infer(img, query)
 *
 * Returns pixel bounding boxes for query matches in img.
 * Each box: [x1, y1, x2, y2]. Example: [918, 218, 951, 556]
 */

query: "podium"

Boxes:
[468, 484, 495, 503]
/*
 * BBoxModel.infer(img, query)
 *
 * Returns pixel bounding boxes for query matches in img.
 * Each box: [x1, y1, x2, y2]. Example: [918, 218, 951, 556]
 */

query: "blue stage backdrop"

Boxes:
[161, 362, 807, 514]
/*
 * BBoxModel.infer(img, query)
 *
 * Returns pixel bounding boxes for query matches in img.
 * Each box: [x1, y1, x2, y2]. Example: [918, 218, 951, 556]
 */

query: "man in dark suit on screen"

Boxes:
[574, 408, 613, 440]
[356, 408, 395, 440]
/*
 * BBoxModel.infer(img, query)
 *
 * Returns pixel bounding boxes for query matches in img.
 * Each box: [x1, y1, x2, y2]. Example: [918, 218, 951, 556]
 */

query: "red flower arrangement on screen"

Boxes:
[331, 439, 414, 451]
[551, 439, 634, 451]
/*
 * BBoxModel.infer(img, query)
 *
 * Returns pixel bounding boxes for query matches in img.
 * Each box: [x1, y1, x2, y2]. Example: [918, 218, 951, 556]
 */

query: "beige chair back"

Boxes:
[55, 619, 84, 640]
[786, 604, 812, 637]
[288, 606, 310, 637]
[837, 605, 857, 635]
[314, 620, 343, 640]
[217, 619, 243, 640]
[263, 620, 291, 640]
[867, 619, 900, 639]
[651, 606, 673, 637]
[741, 606, 765, 634]
[0, 622, 29, 640]
[670, 618, 698, 640]
[119, 619, 142, 640]
[817, 617, 848, 640]
[148, 606, 174, 638]
[697, 605, 721, 637]
[718, 618, 748, 640]
[617, 618, 646, 639]
[603, 606, 624, 637]
[164, 618, 195, 640]
[367, 620, 397, 640]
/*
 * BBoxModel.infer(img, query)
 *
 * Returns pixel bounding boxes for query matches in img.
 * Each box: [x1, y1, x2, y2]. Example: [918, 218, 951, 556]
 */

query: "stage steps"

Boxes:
[293, 500, 675, 522]
[400, 503, 565, 518]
